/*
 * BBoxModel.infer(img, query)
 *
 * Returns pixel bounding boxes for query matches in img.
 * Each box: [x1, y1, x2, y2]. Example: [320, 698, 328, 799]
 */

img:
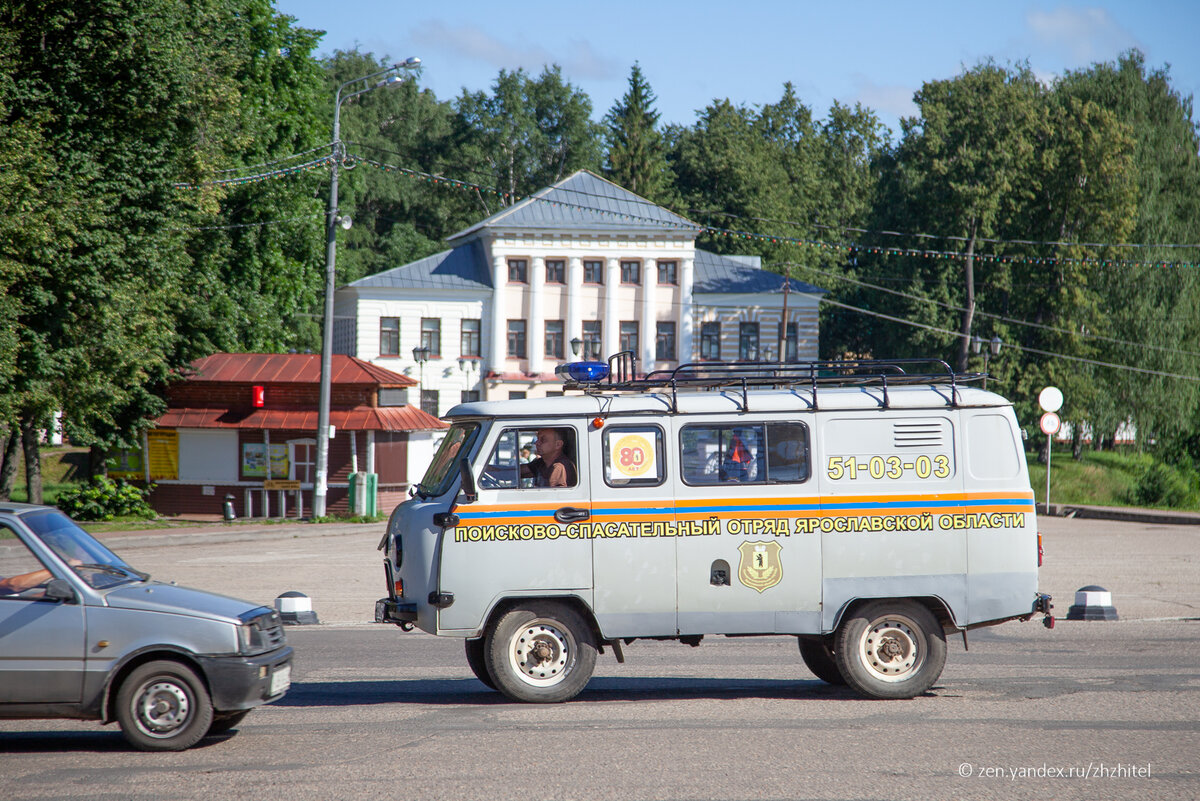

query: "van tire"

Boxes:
[834, 600, 946, 699]
[464, 637, 497, 690]
[115, 660, 214, 751]
[798, 638, 846, 685]
[484, 602, 597, 703]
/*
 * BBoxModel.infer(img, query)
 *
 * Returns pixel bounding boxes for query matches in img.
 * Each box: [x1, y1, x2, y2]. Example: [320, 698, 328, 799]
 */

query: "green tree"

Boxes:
[604, 63, 673, 203]
[454, 66, 603, 206]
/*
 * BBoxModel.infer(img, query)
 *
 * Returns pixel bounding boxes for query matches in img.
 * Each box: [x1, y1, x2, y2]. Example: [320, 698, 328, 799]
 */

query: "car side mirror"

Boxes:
[43, 578, 77, 603]
[457, 456, 477, 504]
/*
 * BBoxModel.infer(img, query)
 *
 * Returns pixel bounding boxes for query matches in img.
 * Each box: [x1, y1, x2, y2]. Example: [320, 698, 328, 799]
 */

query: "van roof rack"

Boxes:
[573, 352, 983, 412]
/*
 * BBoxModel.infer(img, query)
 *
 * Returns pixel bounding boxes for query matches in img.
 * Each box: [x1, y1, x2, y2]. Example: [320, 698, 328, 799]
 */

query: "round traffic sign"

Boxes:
[1040, 412, 1061, 435]
[1038, 386, 1063, 412]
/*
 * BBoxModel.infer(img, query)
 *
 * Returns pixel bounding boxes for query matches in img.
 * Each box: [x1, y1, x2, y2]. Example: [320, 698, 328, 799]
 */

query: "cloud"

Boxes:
[851, 75, 918, 125]
[411, 20, 618, 81]
[1027, 6, 1139, 64]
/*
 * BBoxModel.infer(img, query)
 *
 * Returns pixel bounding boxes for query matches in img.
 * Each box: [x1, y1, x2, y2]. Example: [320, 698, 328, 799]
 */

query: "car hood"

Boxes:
[103, 582, 266, 622]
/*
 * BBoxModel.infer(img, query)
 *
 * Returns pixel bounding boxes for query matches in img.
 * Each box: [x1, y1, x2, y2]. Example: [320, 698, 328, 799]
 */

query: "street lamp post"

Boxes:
[314, 57, 421, 519]
[971, 335, 1003, 390]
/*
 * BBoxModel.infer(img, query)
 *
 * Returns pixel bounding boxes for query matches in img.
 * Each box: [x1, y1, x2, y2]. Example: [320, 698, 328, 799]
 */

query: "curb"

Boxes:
[92, 521, 385, 549]
[1038, 503, 1200, 526]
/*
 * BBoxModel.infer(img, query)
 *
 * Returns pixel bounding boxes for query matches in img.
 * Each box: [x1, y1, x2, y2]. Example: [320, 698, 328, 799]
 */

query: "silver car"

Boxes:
[0, 503, 293, 750]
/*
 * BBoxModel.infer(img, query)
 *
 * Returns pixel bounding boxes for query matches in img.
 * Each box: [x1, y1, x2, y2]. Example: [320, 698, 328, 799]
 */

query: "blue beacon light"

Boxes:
[556, 361, 610, 383]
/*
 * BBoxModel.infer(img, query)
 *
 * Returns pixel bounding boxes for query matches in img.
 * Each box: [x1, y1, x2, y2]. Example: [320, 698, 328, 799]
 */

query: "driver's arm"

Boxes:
[0, 567, 53, 594]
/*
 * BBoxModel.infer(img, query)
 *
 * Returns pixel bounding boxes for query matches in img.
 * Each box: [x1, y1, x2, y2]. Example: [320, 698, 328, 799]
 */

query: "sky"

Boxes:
[273, 0, 1199, 137]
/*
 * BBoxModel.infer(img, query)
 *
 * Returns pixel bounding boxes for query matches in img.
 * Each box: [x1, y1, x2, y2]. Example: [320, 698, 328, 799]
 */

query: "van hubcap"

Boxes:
[509, 620, 570, 687]
[857, 615, 922, 682]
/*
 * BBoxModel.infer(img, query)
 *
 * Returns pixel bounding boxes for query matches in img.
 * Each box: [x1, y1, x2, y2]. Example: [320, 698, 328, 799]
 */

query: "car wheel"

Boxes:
[115, 660, 214, 751]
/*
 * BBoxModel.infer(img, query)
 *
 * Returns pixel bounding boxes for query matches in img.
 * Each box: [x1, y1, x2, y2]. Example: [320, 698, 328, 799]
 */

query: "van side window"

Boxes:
[680, 422, 809, 486]
[603, 426, 665, 487]
[480, 427, 577, 489]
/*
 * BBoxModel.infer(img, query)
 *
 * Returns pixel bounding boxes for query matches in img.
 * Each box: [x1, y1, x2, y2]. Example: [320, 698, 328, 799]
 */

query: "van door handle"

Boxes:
[554, 507, 590, 523]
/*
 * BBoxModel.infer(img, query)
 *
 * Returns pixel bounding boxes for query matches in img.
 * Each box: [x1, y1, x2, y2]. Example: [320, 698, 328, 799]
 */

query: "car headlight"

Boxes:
[237, 609, 283, 656]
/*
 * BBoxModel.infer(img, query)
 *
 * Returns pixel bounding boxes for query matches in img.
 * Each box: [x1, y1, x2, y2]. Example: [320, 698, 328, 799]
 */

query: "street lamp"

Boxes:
[570, 337, 582, 357]
[314, 56, 421, 518]
[972, 335, 1003, 389]
[412, 345, 431, 385]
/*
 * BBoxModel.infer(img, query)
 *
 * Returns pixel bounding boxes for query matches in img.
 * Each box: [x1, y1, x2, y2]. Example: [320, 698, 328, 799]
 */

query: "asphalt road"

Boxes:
[1, 516, 1197, 800]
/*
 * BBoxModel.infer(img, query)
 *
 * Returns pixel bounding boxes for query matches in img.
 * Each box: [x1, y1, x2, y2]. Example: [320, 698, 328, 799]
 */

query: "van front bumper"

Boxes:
[375, 597, 418, 625]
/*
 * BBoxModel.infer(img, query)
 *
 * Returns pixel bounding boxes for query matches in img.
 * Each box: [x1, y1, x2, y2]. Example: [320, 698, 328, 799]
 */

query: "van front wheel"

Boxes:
[485, 602, 597, 703]
[834, 600, 946, 699]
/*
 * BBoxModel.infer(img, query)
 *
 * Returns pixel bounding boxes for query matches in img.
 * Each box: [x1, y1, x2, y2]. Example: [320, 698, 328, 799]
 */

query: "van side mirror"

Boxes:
[457, 456, 477, 504]
[43, 578, 77, 603]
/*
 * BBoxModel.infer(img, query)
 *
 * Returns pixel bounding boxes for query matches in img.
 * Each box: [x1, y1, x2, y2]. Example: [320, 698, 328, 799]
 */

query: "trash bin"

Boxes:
[348, 472, 378, 516]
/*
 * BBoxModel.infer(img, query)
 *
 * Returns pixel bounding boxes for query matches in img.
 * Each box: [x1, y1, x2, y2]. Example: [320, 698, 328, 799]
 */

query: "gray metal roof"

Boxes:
[693, 250, 825, 295]
[344, 240, 492, 291]
[447, 170, 699, 241]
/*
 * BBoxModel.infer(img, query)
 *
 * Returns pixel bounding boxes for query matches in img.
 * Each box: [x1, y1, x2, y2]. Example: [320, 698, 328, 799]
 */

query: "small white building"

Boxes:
[334, 170, 825, 416]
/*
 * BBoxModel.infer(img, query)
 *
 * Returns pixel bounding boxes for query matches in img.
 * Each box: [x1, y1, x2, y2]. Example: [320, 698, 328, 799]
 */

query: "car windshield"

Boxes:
[22, 508, 148, 588]
[417, 423, 481, 498]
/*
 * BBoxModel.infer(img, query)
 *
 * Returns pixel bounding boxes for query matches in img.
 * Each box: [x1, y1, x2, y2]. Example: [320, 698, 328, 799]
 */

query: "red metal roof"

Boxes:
[155, 406, 446, 432]
[182, 353, 417, 387]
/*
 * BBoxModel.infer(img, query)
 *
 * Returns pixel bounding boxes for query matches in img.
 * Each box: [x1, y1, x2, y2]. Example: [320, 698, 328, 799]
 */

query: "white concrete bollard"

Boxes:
[275, 591, 319, 625]
[1065, 585, 1118, 621]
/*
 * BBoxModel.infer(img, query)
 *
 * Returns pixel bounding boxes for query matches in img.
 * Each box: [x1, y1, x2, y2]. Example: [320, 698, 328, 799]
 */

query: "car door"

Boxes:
[0, 523, 86, 704]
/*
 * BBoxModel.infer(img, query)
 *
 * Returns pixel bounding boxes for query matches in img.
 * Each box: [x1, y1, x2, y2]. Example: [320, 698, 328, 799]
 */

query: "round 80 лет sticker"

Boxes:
[612, 434, 654, 478]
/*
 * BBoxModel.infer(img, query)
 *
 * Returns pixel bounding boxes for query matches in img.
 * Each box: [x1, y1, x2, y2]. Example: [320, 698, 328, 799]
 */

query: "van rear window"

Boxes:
[680, 422, 809, 485]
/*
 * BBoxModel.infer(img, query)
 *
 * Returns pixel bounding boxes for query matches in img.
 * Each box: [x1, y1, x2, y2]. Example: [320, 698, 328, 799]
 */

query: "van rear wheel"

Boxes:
[834, 600, 946, 699]
[798, 638, 846, 685]
[484, 601, 596, 703]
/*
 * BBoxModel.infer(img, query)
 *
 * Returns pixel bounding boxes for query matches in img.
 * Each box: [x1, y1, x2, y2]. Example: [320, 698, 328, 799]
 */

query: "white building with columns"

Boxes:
[333, 170, 824, 416]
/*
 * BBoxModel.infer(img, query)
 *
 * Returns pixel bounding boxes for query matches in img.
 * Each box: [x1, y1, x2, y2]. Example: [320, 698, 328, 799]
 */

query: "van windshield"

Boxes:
[418, 423, 481, 498]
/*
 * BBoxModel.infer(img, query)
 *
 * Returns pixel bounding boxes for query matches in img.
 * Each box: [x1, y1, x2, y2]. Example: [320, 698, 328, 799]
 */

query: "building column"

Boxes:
[566, 257, 582, 359]
[490, 254, 507, 375]
[529, 255, 545, 374]
[366, 430, 376, 474]
[680, 256, 695, 362]
[604, 256, 619, 358]
[642, 261, 658, 373]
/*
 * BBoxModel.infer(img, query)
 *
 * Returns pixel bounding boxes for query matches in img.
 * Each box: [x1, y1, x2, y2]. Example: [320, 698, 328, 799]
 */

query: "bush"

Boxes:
[1130, 462, 1193, 508]
[56, 477, 156, 521]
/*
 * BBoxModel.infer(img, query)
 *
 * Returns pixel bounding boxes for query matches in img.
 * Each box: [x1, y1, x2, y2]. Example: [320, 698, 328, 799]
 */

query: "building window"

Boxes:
[700, 321, 721, 361]
[507, 320, 527, 359]
[380, 317, 400, 356]
[545, 259, 565, 283]
[420, 389, 439, 417]
[657, 260, 677, 285]
[378, 388, 408, 406]
[508, 391, 526, 400]
[582, 320, 602, 360]
[508, 258, 528, 283]
[545, 320, 565, 360]
[739, 322, 760, 361]
[420, 318, 441, 357]
[290, 440, 316, 484]
[620, 260, 641, 284]
[583, 259, 604, 284]
[778, 321, 799, 362]
[656, 321, 677, 361]
[619, 321, 639, 354]
[461, 318, 481, 358]
[461, 389, 481, 403]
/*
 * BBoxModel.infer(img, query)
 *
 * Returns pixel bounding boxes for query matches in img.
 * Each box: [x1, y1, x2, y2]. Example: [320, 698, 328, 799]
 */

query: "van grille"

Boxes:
[893, 421, 944, 448]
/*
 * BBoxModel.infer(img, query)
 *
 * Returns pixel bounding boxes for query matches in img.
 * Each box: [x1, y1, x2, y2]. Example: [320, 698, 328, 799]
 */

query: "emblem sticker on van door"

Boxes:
[737, 541, 782, 592]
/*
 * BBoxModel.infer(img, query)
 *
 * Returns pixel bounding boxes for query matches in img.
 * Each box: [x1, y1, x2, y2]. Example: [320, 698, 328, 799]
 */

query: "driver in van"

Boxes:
[521, 428, 576, 488]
